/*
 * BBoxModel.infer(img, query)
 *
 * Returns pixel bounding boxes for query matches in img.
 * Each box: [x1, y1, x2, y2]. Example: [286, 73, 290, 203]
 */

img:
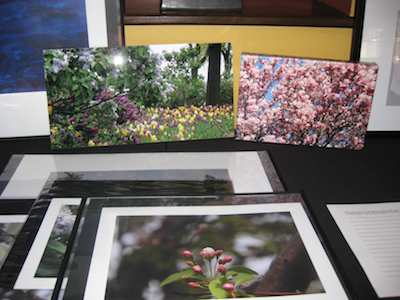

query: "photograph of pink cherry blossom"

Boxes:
[236, 54, 378, 149]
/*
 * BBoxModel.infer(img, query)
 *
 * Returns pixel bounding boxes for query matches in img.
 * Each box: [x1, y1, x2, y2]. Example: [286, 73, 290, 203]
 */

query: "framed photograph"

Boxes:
[1, 168, 232, 287]
[0, 215, 27, 269]
[0, 151, 284, 199]
[0, 197, 79, 300]
[38, 170, 234, 199]
[13, 198, 81, 290]
[0, 0, 109, 138]
[45, 43, 233, 148]
[361, 0, 400, 130]
[0, 161, 281, 299]
[0, 199, 31, 272]
[236, 54, 378, 149]
[58, 194, 349, 300]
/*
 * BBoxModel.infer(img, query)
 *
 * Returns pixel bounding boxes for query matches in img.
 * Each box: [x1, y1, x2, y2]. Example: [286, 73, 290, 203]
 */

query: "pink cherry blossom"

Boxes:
[236, 54, 378, 150]
[223, 283, 235, 292]
[188, 282, 201, 288]
[200, 247, 216, 259]
[192, 265, 203, 273]
[181, 250, 193, 258]
[217, 264, 226, 273]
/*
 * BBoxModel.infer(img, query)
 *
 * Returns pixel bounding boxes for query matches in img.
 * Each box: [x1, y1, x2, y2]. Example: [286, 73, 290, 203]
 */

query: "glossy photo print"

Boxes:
[236, 54, 378, 150]
[13, 199, 81, 291]
[45, 44, 234, 149]
[66, 196, 349, 300]
[0, 0, 88, 94]
[103, 213, 323, 299]
[0, 199, 80, 300]
[0, 216, 26, 269]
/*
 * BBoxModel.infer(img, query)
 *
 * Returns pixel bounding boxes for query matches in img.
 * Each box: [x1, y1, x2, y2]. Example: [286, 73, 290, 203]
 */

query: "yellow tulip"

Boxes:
[121, 129, 129, 137]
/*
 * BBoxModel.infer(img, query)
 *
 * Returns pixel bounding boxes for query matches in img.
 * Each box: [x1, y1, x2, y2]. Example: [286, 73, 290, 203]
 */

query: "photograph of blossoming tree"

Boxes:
[105, 213, 324, 300]
[237, 54, 378, 149]
[44, 43, 233, 149]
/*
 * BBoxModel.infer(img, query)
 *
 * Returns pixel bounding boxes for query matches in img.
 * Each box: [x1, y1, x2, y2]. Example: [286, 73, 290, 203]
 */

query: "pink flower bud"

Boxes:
[181, 250, 193, 258]
[219, 255, 233, 264]
[200, 247, 216, 259]
[215, 249, 224, 256]
[217, 264, 226, 273]
[188, 282, 200, 288]
[192, 265, 202, 273]
[223, 283, 235, 292]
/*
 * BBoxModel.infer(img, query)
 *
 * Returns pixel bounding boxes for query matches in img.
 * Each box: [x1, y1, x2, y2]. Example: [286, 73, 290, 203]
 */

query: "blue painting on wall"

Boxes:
[0, 0, 89, 94]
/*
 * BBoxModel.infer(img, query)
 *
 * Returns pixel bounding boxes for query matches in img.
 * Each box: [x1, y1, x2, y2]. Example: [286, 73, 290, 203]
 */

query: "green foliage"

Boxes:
[35, 240, 66, 277]
[227, 267, 258, 286]
[163, 77, 206, 107]
[228, 266, 258, 275]
[160, 269, 197, 287]
[191, 114, 234, 140]
[209, 277, 229, 299]
[220, 76, 233, 104]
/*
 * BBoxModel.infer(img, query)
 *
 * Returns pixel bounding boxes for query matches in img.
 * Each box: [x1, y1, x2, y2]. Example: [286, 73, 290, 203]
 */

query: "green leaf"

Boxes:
[228, 266, 258, 275]
[233, 273, 255, 286]
[46, 240, 66, 255]
[208, 278, 229, 299]
[160, 268, 195, 287]
[226, 266, 258, 286]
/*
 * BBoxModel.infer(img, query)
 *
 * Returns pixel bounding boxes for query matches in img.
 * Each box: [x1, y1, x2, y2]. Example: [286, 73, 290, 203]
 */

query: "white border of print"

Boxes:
[0, 152, 273, 198]
[0, 215, 27, 223]
[14, 198, 81, 290]
[362, 0, 400, 130]
[84, 202, 348, 300]
[0, 0, 108, 138]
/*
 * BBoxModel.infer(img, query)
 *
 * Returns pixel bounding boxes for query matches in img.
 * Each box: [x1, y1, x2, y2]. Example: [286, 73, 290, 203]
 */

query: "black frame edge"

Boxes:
[350, 0, 366, 61]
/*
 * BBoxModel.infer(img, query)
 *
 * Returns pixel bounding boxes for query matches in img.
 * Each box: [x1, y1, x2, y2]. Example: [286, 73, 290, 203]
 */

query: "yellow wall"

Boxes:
[125, 25, 353, 115]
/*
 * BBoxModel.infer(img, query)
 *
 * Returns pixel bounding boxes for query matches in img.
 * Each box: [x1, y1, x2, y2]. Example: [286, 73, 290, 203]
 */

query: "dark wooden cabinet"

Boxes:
[161, 0, 242, 15]
[123, 0, 356, 28]
[124, 0, 161, 15]
[122, 0, 364, 61]
[124, 0, 352, 18]
[243, 0, 313, 17]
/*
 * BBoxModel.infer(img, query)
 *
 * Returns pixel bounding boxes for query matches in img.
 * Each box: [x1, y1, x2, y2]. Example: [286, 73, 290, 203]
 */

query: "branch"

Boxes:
[254, 234, 318, 294]
[55, 92, 126, 116]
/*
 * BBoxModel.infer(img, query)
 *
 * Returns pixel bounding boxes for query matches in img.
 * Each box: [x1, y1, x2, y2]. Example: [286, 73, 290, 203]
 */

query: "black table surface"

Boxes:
[1, 133, 399, 300]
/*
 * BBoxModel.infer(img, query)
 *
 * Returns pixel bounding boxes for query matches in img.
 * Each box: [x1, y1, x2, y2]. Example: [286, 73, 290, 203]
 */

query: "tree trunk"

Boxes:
[191, 67, 198, 80]
[222, 43, 232, 78]
[254, 234, 319, 295]
[206, 44, 221, 105]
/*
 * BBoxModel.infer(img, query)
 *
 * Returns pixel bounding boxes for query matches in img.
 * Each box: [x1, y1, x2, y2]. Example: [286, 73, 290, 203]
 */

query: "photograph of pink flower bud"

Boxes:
[236, 54, 378, 149]
[44, 43, 234, 149]
[105, 212, 324, 299]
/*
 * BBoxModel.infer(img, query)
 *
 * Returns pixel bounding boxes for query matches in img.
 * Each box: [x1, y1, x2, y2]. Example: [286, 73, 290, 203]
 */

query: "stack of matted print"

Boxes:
[0, 152, 350, 299]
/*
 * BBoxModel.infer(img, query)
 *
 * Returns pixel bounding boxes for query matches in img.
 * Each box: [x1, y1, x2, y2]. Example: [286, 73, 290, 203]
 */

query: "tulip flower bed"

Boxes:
[237, 54, 378, 150]
[50, 104, 233, 148]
